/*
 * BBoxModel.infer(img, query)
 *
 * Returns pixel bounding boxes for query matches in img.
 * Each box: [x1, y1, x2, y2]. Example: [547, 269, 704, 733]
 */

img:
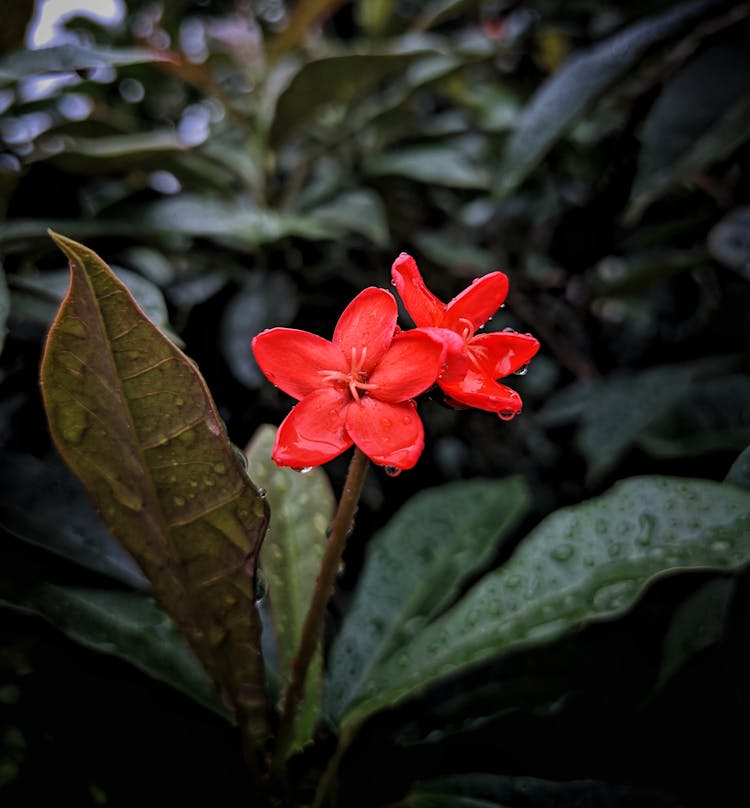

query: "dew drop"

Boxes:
[173, 495, 186, 506]
[636, 513, 657, 547]
[384, 466, 402, 477]
[293, 466, 313, 474]
[551, 543, 574, 562]
[212, 462, 227, 474]
[498, 410, 516, 421]
[254, 569, 268, 604]
[514, 364, 529, 376]
[257, 487, 267, 498]
[711, 539, 732, 554]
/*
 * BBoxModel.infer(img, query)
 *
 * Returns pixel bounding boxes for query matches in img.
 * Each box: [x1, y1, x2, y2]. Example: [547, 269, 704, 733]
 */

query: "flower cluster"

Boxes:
[252, 255, 539, 471]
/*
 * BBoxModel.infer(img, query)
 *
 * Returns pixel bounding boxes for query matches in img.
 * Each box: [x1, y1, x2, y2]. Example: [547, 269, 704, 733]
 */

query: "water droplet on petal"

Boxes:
[514, 364, 529, 376]
[293, 466, 313, 474]
[384, 466, 402, 477]
[499, 410, 516, 421]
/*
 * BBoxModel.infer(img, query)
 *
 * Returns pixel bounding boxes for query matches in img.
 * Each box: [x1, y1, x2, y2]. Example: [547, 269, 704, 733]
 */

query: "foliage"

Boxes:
[1, 1, 749, 806]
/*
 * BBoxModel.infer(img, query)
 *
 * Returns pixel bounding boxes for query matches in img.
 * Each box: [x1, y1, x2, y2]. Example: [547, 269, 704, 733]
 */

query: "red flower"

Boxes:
[391, 253, 539, 419]
[252, 287, 444, 470]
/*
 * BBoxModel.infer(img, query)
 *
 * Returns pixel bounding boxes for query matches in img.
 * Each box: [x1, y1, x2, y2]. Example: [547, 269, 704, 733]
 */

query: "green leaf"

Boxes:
[0, 583, 225, 717]
[654, 577, 735, 691]
[325, 477, 531, 723]
[269, 51, 428, 146]
[219, 273, 299, 389]
[0, 43, 169, 84]
[10, 266, 181, 344]
[637, 375, 750, 459]
[709, 206, 750, 280]
[400, 772, 674, 808]
[412, 231, 495, 275]
[39, 233, 271, 751]
[726, 446, 750, 490]
[366, 144, 489, 189]
[246, 425, 335, 753]
[0, 452, 146, 590]
[0, 264, 8, 356]
[493, 0, 730, 198]
[539, 363, 706, 484]
[628, 24, 750, 221]
[307, 189, 390, 246]
[340, 476, 750, 731]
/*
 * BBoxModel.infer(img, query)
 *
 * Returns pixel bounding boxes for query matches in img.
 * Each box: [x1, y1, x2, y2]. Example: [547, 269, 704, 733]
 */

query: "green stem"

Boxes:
[271, 448, 370, 774]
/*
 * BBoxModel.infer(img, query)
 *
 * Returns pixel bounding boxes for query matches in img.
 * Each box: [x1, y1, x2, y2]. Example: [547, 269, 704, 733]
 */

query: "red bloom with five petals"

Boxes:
[391, 253, 539, 419]
[252, 287, 444, 470]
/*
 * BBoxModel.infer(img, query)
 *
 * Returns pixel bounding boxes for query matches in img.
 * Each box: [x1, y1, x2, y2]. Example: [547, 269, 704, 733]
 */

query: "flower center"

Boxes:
[456, 317, 475, 341]
[318, 346, 379, 403]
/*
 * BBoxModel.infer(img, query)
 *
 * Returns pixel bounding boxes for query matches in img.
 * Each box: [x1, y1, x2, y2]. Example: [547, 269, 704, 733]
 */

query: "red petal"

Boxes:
[333, 287, 397, 372]
[443, 272, 509, 333]
[416, 327, 470, 384]
[252, 328, 346, 400]
[272, 388, 353, 467]
[346, 397, 425, 469]
[468, 331, 540, 378]
[391, 253, 445, 327]
[440, 367, 523, 416]
[367, 330, 443, 403]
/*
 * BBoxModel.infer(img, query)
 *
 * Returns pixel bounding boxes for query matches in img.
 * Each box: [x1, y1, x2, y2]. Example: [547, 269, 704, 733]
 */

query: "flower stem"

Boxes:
[271, 447, 370, 774]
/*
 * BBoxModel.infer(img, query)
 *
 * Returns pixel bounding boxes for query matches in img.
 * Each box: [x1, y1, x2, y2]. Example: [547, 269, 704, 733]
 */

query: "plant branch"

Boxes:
[271, 447, 370, 773]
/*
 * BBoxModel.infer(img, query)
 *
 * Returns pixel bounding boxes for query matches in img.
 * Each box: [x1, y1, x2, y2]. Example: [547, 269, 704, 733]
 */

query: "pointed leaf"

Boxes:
[326, 477, 531, 723]
[39, 233, 271, 749]
[0, 452, 147, 590]
[341, 476, 750, 730]
[246, 425, 334, 752]
[493, 0, 730, 198]
[628, 25, 750, 221]
[0, 582, 225, 717]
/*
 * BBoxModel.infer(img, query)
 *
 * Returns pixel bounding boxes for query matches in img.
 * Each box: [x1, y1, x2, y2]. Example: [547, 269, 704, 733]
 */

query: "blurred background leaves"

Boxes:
[1, 0, 749, 805]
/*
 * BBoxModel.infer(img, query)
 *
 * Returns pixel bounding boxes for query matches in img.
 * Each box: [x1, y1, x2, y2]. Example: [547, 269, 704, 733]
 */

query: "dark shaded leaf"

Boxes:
[0, 582, 226, 717]
[709, 206, 750, 280]
[0, 265, 8, 356]
[493, 0, 731, 198]
[307, 189, 390, 246]
[219, 272, 298, 389]
[0, 452, 147, 590]
[39, 233, 271, 750]
[726, 446, 750, 490]
[366, 144, 489, 189]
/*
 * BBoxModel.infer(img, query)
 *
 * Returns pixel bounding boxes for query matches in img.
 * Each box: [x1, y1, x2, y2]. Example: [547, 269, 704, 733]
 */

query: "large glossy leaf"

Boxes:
[325, 477, 531, 722]
[246, 425, 334, 753]
[493, 0, 730, 198]
[340, 476, 750, 730]
[0, 582, 225, 717]
[39, 233, 271, 750]
[628, 24, 750, 221]
[0, 452, 146, 590]
[0, 43, 168, 84]
[269, 51, 429, 146]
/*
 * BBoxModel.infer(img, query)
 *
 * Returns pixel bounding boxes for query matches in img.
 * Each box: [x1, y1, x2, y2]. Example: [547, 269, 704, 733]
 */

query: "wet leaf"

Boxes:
[340, 476, 750, 731]
[220, 273, 298, 389]
[0, 453, 147, 590]
[326, 477, 531, 723]
[39, 233, 271, 750]
[493, 0, 729, 198]
[246, 425, 334, 753]
[0, 582, 225, 717]
[628, 24, 750, 221]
